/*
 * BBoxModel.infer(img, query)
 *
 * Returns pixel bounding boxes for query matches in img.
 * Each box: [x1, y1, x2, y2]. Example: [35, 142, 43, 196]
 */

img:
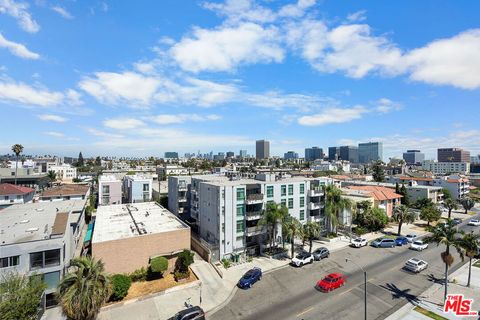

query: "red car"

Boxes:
[316, 273, 346, 292]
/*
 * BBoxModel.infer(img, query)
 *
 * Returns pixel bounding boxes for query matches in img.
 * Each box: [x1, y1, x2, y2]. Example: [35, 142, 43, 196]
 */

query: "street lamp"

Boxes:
[346, 258, 367, 320]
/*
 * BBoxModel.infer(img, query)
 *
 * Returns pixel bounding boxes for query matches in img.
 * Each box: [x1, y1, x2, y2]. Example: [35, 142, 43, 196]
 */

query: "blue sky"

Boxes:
[1, 0, 479, 159]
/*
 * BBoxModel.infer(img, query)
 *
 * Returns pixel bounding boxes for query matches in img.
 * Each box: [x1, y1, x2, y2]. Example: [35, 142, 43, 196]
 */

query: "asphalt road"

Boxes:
[210, 212, 480, 320]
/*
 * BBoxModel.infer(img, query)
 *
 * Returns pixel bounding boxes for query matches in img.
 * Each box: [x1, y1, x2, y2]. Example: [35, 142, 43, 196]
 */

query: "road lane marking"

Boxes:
[296, 306, 314, 317]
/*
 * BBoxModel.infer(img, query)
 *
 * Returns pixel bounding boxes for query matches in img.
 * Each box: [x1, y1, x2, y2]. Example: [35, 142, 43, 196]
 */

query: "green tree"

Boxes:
[95, 156, 101, 166]
[442, 188, 453, 201]
[399, 184, 410, 206]
[110, 274, 131, 301]
[57, 256, 111, 320]
[0, 272, 46, 320]
[11, 144, 24, 185]
[284, 217, 302, 258]
[420, 206, 442, 227]
[303, 221, 321, 253]
[150, 256, 168, 275]
[77, 152, 84, 167]
[424, 220, 464, 302]
[175, 250, 194, 276]
[443, 198, 458, 219]
[47, 170, 56, 185]
[372, 160, 385, 182]
[457, 232, 480, 287]
[413, 198, 434, 210]
[459, 197, 475, 215]
[362, 207, 388, 231]
[259, 202, 287, 249]
[325, 185, 354, 234]
[392, 205, 415, 235]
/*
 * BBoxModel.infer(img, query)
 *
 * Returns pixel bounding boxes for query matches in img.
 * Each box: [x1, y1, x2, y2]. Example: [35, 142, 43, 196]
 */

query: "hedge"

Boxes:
[110, 274, 132, 301]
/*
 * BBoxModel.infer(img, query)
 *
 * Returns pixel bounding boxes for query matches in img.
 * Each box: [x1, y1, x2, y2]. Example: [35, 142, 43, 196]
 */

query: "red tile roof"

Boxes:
[0, 183, 35, 195]
[346, 185, 402, 201]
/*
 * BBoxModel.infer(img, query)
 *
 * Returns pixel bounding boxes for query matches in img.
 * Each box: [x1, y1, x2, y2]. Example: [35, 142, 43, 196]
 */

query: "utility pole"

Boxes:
[346, 258, 367, 320]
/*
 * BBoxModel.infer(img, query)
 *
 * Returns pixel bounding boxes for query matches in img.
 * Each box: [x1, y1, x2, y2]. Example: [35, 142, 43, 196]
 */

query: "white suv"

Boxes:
[468, 219, 480, 226]
[410, 240, 428, 251]
[404, 258, 428, 273]
[291, 252, 314, 267]
[351, 238, 368, 248]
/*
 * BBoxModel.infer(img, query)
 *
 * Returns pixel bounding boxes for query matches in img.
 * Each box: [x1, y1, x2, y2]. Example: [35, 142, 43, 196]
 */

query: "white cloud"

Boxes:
[86, 128, 124, 139]
[346, 10, 367, 22]
[38, 114, 68, 122]
[150, 113, 221, 125]
[374, 98, 402, 113]
[0, 0, 39, 33]
[0, 80, 64, 106]
[278, 0, 316, 18]
[103, 118, 145, 130]
[245, 90, 336, 112]
[298, 106, 368, 126]
[44, 131, 65, 138]
[203, 0, 276, 24]
[0, 32, 39, 59]
[171, 22, 284, 72]
[51, 6, 73, 19]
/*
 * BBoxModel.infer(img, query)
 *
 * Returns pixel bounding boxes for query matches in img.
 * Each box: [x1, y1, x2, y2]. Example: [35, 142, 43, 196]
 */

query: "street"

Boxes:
[210, 213, 480, 320]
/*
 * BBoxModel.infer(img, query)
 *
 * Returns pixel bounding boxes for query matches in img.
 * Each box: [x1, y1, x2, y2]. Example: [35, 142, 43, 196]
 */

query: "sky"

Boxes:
[0, 0, 479, 159]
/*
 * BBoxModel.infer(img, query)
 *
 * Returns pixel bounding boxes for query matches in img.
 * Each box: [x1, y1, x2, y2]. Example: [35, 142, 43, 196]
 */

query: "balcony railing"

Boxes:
[308, 189, 324, 197]
[246, 226, 264, 236]
[178, 185, 187, 191]
[308, 202, 321, 210]
[245, 193, 264, 204]
[246, 210, 263, 220]
[178, 197, 187, 202]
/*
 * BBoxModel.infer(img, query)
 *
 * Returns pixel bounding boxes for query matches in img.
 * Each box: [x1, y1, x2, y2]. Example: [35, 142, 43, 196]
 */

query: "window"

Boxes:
[266, 186, 274, 198]
[281, 199, 286, 207]
[43, 271, 60, 290]
[30, 249, 61, 270]
[236, 204, 245, 218]
[288, 184, 294, 196]
[300, 197, 305, 208]
[102, 185, 110, 194]
[221, 223, 225, 233]
[281, 185, 286, 196]
[102, 196, 110, 205]
[288, 198, 293, 209]
[0, 256, 19, 268]
[143, 183, 149, 192]
[300, 184, 304, 194]
[236, 188, 245, 201]
[300, 209, 305, 220]
[236, 221, 245, 233]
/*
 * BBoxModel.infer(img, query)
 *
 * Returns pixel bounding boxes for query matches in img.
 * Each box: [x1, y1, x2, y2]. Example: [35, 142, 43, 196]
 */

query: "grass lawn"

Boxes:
[473, 260, 480, 268]
[413, 306, 448, 320]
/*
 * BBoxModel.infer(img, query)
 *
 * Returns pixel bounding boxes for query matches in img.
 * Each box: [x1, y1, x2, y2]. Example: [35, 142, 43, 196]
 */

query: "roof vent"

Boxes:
[35, 208, 44, 212]
[26, 227, 39, 233]
[20, 219, 30, 224]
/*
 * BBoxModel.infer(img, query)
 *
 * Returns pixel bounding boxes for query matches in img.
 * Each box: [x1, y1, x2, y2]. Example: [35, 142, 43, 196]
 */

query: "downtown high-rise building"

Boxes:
[339, 146, 358, 163]
[305, 147, 323, 161]
[328, 147, 340, 161]
[358, 142, 383, 163]
[403, 150, 425, 165]
[437, 148, 470, 163]
[239, 150, 248, 158]
[256, 140, 270, 159]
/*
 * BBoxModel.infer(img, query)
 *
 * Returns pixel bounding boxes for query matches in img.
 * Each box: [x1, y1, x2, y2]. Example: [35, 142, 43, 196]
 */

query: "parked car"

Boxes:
[171, 306, 205, 320]
[468, 219, 480, 226]
[406, 234, 417, 243]
[395, 236, 409, 246]
[316, 273, 346, 292]
[410, 240, 428, 251]
[404, 258, 428, 273]
[312, 247, 330, 260]
[351, 238, 368, 248]
[452, 218, 462, 225]
[371, 238, 396, 248]
[291, 252, 314, 267]
[237, 267, 262, 289]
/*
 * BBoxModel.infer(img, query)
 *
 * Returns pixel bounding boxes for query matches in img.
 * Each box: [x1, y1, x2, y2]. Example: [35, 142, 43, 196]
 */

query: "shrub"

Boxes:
[354, 226, 368, 236]
[175, 250, 194, 273]
[221, 258, 231, 269]
[110, 274, 131, 301]
[128, 267, 147, 282]
[174, 270, 190, 281]
[150, 256, 168, 274]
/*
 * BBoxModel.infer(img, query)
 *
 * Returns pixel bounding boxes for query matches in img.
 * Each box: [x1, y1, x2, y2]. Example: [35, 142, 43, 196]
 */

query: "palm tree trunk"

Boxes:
[397, 221, 402, 236]
[291, 233, 295, 258]
[467, 257, 472, 287]
[448, 209, 452, 219]
[444, 245, 450, 302]
[14, 155, 18, 185]
[309, 238, 313, 253]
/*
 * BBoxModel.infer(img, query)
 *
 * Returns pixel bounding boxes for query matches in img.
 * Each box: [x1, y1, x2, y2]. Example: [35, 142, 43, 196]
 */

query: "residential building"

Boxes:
[358, 142, 383, 163]
[471, 155, 480, 164]
[123, 175, 153, 203]
[403, 150, 425, 165]
[339, 146, 358, 163]
[0, 200, 86, 310]
[47, 164, 77, 181]
[168, 176, 191, 217]
[438, 148, 470, 163]
[422, 160, 470, 175]
[239, 150, 248, 158]
[0, 183, 35, 208]
[92, 202, 190, 274]
[169, 173, 333, 260]
[386, 175, 470, 200]
[0, 168, 49, 190]
[305, 147, 323, 162]
[39, 184, 90, 202]
[405, 183, 444, 204]
[284, 151, 299, 160]
[156, 164, 191, 180]
[164, 152, 179, 159]
[328, 147, 340, 161]
[345, 185, 402, 217]
[341, 188, 375, 225]
[255, 140, 270, 159]
[312, 160, 350, 173]
[98, 175, 122, 206]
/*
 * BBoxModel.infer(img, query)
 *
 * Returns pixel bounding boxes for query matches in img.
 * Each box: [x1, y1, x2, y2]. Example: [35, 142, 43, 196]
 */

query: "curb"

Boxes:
[205, 286, 238, 316]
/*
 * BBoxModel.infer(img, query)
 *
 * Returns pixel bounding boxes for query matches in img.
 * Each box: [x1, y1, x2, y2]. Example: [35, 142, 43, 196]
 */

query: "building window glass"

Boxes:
[102, 185, 109, 194]
[300, 184, 304, 194]
[281, 185, 286, 196]
[236, 188, 245, 201]
[288, 198, 293, 209]
[266, 186, 274, 198]
[30, 249, 61, 270]
[288, 184, 294, 196]
[0, 256, 20, 268]
[281, 199, 286, 207]
[300, 197, 305, 208]
[143, 183, 149, 192]
[236, 221, 245, 233]
[43, 271, 60, 290]
[236, 204, 245, 218]
[300, 210, 305, 220]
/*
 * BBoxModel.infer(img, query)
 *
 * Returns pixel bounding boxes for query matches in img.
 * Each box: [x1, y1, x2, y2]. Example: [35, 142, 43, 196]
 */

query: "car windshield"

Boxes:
[243, 272, 254, 279]
[296, 254, 308, 259]
[324, 277, 335, 282]
[413, 241, 423, 245]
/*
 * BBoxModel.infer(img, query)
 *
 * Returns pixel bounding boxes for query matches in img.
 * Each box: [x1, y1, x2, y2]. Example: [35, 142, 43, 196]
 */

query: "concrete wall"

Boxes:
[92, 228, 190, 274]
[98, 180, 122, 205]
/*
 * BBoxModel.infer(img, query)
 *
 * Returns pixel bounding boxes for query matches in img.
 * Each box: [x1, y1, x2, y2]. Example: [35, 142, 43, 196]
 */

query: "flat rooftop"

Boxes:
[0, 200, 86, 245]
[92, 202, 188, 244]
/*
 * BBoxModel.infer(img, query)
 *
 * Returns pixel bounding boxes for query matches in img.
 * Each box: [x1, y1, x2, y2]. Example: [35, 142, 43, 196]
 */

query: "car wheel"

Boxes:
[249, 283, 252, 288]
[300, 262, 303, 267]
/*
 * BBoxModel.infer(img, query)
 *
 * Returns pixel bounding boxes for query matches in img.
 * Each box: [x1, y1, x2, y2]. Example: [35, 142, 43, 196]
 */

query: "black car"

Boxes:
[452, 218, 462, 225]
[171, 306, 205, 320]
[312, 247, 330, 260]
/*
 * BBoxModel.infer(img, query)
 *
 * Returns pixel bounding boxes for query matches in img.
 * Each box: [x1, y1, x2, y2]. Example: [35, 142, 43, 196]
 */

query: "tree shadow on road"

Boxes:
[380, 283, 420, 305]
[426, 273, 445, 285]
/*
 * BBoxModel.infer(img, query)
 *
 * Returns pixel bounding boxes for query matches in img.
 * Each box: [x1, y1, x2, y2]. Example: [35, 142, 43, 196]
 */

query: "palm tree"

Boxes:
[57, 256, 111, 320]
[303, 221, 321, 253]
[424, 220, 463, 302]
[443, 198, 458, 219]
[259, 202, 287, 249]
[459, 197, 475, 215]
[284, 217, 302, 258]
[457, 232, 480, 287]
[392, 205, 416, 236]
[47, 170, 57, 186]
[11, 144, 24, 185]
[325, 185, 354, 235]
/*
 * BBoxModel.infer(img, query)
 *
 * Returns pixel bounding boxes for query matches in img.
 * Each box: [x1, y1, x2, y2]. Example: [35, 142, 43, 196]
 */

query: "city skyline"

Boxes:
[1, 0, 480, 158]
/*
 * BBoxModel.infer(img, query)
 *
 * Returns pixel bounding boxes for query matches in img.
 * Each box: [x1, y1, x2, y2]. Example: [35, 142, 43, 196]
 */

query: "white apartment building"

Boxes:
[422, 160, 470, 175]
[387, 175, 469, 200]
[312, 160, 351, 173]
[169, 173, 333, 260]
[47, 164, 78, 181]
[123, 175, 153, 203]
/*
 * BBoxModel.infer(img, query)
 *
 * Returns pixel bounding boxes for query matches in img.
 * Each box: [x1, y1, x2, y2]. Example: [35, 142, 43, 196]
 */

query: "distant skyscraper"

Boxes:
[437, 148, 470, 162]
[403, 150, 425, 165]
[164, 152, 178, 159]
[358, 142, 383, 163]
[339, 146, 358, 163]
[328, 147, 340, 161]
[226, 151, 234, 158]
[239, 150, 248, 158]
[284, 151, 299, 160]
[256, 140, 270, 159]
[305, 147, 323, 161]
